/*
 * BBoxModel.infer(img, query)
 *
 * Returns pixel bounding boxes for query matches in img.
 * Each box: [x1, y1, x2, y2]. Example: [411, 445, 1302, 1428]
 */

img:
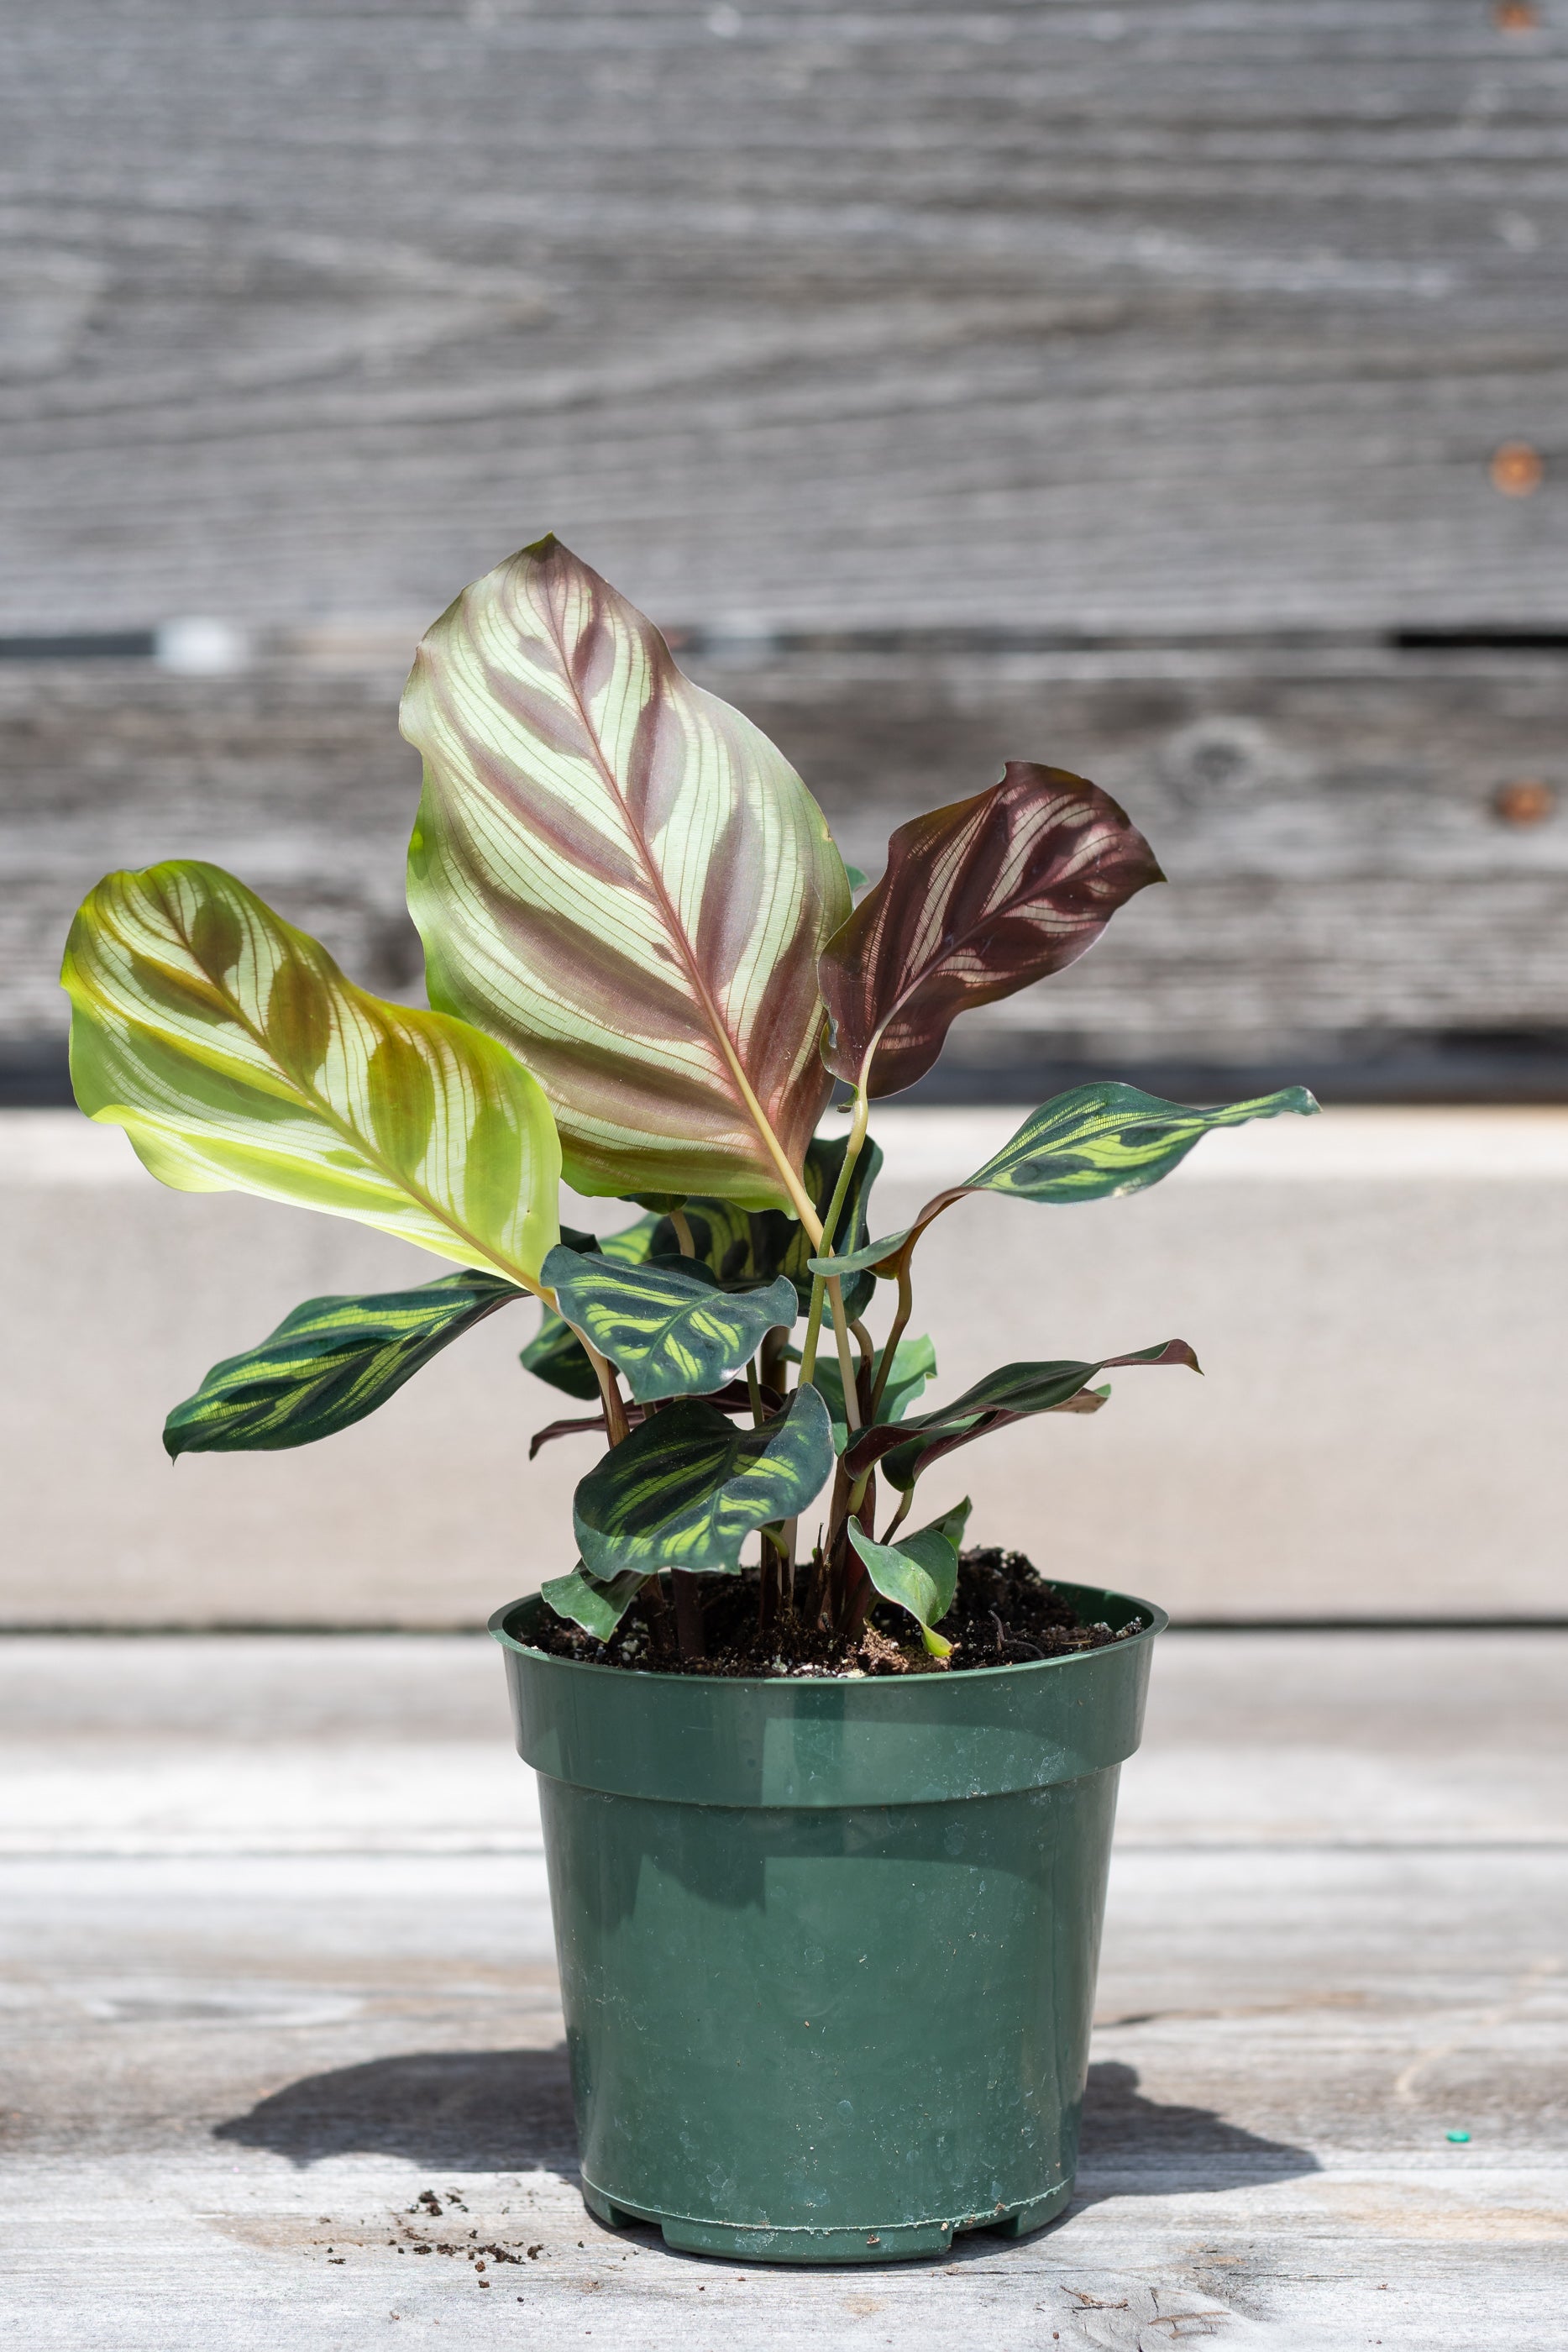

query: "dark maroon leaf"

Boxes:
[818, 763, 1163, 1097]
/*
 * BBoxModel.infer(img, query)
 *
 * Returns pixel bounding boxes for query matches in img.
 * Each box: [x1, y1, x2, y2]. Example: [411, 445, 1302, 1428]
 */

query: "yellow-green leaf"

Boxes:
[61, 860, 561, 1287]
[401, 536, 850, 1213]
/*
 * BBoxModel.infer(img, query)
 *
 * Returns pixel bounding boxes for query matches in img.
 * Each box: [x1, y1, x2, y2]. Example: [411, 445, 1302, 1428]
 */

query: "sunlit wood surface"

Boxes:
[3, 1630, 1563, 2347]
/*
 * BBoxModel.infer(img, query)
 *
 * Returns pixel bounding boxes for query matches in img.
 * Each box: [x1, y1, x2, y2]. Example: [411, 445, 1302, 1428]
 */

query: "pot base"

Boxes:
[581, 2175, 1073, 2265]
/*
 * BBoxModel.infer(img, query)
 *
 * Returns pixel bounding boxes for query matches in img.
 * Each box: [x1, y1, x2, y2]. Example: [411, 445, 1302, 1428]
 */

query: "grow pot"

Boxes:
[490, 1578, 1164, 2265]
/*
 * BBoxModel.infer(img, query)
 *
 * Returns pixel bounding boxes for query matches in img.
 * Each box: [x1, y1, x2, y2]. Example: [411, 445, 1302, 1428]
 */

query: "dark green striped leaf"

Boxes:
[810, 1083, 1319, 1281]
[847, 1341, 1200, 1489]
[539, 1563, 647, 1640]
[164, 1270, 523, 1457]
[850, 1497, 972, 1657]
[543, 1244, 797, 1404]
[958, 1082, 1319, 1204]
[521, 1213, 660, 1398]
[574, 1385, 835, 1579]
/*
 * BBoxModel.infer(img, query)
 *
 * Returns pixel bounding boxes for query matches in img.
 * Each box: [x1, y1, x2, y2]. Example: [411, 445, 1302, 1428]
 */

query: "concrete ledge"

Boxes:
[6, 1109, 1567, 1624]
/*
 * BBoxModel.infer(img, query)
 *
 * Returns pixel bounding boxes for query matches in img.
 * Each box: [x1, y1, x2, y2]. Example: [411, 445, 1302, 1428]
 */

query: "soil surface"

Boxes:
[532, 1547, 1144, 1677]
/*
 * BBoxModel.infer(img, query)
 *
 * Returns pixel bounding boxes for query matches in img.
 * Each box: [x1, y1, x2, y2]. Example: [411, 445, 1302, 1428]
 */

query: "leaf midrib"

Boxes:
[548, 598, 822, 1240]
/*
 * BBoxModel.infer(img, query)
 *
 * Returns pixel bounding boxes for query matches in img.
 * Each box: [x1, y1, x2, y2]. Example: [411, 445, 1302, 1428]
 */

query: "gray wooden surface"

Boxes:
[3, 3, 1566, 637]
[3, 1629, 1565, 2347]
[8, 640, 1568, 1084]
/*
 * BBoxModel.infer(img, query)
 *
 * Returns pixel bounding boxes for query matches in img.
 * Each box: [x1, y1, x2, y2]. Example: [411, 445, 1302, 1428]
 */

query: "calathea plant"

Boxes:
[62, 538, 1314, 1667]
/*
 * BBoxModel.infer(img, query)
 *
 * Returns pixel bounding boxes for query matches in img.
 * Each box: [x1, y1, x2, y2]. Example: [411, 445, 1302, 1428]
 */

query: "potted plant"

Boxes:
[61, 537, 1313, 2264]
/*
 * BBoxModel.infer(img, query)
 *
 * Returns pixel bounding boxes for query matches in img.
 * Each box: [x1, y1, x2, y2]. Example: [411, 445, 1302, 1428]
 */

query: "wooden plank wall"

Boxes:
[3, 1, 1567, 1089]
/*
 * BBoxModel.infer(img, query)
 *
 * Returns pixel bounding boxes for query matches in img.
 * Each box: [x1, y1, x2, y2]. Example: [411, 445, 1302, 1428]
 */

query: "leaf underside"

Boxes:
[401, 535, 851, 1208]
[818, 763, 1162, 1098]
[539, 1564, 647, 1641]
[164, 1270, 524, 1456]
[846, 1341, 1200, 1488]
[574, 1384, 835, 1578]
[542, 1243, 797, 1404]
[61, 860, 561, 1287]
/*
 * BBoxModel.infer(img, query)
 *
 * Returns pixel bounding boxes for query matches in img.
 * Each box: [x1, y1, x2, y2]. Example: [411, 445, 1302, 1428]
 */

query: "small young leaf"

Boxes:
[842, 865, 868, 893]
[849, 1497, 972, 1657]
[804, 1334, 937, 1452]
[818, 764, 1162, 1097]
[539, 1564, 647, 1641]
[542, 1244, 797, 1404]
[847, 1341, 1201, 1488]
[574, 1385, 835, 1579]
[521, 1211, 660, 1398]
[165, 1269, 524, 1457]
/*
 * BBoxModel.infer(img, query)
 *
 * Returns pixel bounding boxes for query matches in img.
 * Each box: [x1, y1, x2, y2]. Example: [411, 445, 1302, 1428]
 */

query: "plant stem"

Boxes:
[883, 1486, 914, 1541]
[585, 1341, 631, 1447]
[671, 1570, 706, 1660]
[867, 1257, 914, 1420]
[746, 1361, 768, 1424]
[669, 1208, 696, 1258]
[800, 1084, 871, 1394]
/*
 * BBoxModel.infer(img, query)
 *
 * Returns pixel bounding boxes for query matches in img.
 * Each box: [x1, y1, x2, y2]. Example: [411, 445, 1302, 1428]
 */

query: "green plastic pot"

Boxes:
[490, 1578, 1164, 2265]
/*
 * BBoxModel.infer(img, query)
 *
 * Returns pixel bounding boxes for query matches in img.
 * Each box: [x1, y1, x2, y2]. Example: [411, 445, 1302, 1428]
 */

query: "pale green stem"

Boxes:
[800, 1084, 871, 1398]
[827, 1277, 861, 1433]
[669, 1209, 696, 1258]
[746, 1361, 767, 1425]
[867, 1258, 914, 1420]
[883, 1485, 915, 1541]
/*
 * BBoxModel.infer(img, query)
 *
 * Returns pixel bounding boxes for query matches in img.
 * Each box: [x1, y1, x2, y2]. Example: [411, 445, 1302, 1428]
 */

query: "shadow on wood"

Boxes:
[1074, 2060, 1320, 2198]
[212, 2050, 1318, 2197]
[213, 2045, 580, 2176]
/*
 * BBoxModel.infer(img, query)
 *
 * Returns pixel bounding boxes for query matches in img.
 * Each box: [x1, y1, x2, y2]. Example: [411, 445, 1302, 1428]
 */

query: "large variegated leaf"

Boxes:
[542, 1243, 797, 1404]
[850, 1498, 971, 1657]
[62, 862, 561, 1286]
[539, 1563, 647, 1640]
[810, 1083, 1319, 1282]
[521, 1213, 660, 1398]
[574, 1385, 835, 1578]
[401, 536, 851, 1212]
[165, 1270, 522, 1457]
[651, 1132, 884, 1321]
[847, 1341, 1200, 1488]
[819, 764, 1162, 1097]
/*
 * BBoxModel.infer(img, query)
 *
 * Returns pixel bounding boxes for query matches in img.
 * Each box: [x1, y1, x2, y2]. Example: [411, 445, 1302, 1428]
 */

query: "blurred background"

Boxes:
[4, 0, 1566, 1625]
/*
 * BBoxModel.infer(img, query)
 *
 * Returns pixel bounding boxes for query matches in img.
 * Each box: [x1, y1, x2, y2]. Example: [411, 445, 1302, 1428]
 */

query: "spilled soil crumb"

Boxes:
[532, 1547, 1144, 1677]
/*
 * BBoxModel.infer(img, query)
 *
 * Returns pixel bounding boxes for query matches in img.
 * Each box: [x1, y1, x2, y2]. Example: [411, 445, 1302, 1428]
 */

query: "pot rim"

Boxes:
[489, 1574, 1168, 1686]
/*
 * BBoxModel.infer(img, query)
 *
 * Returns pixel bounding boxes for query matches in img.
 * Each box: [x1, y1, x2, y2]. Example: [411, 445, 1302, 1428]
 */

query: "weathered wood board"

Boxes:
[2, 3, 1566, 637]
[7, 643, 1568, 1084]
[3, 1630, 1564, 2348]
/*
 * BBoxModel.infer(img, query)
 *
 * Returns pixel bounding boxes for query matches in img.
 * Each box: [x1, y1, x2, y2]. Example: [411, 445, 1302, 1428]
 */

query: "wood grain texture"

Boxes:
[7, 645, 1567, 1077]
[0, 3, 1565, 633]
[3, 1630, 1563, 2347]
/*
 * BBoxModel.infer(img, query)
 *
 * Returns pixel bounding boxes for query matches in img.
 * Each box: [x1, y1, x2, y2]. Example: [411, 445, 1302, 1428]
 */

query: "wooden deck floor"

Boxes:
[3, 1630, 1564, 2349]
